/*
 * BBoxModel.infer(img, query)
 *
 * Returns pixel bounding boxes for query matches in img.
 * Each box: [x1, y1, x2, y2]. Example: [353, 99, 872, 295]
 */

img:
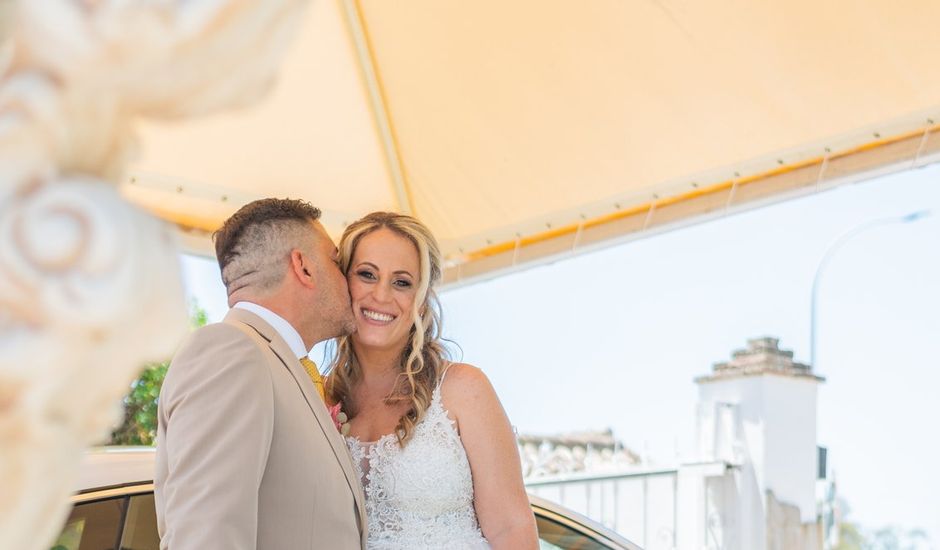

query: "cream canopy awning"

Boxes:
[122, 0, 940, 287]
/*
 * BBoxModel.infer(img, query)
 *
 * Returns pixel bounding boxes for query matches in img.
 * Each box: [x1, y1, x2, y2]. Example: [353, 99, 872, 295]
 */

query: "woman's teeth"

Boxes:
[362, 309, 394, 322]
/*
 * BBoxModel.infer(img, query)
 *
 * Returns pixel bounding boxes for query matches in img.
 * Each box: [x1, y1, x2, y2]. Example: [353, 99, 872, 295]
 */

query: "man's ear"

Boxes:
[291, 249, 317, 289]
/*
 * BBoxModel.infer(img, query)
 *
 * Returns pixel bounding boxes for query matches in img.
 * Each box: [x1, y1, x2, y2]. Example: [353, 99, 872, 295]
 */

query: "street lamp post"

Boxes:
[809, 210, 931, 368]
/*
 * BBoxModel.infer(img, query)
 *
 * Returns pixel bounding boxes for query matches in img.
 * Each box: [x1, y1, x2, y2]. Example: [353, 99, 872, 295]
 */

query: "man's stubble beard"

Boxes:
[328, 291, 357, 339]
[339, 307, 357, 337]
[308, 289, 356, 342]
[340, 317, 358, 336]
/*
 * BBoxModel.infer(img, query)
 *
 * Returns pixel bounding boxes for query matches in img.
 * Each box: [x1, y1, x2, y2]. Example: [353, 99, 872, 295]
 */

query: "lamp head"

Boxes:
[901, 210, 931, 223]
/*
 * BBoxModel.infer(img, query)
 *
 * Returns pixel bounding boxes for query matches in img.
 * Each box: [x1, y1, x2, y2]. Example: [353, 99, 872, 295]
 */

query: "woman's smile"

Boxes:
[360, 307, 397, 324]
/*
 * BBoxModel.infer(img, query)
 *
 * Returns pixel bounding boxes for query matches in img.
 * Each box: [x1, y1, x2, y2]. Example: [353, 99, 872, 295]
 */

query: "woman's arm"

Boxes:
[442, 363, 539, 550]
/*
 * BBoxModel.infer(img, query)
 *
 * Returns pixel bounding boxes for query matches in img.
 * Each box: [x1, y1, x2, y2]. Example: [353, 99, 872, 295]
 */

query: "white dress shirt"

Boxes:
[233, 302, 307, 360]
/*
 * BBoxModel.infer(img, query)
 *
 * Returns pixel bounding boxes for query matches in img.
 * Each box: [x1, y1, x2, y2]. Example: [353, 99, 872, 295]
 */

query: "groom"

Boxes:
[155, 198, 366, 549]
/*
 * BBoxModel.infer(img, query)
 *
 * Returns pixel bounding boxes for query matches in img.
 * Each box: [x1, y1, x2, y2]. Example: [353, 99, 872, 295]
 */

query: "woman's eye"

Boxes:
[357, 270, 376, 280]
[394, 279, 412, 288]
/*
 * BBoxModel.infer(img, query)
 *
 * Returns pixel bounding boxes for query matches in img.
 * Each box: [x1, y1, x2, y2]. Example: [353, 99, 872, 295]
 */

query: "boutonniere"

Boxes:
[328, 402, 350, 435]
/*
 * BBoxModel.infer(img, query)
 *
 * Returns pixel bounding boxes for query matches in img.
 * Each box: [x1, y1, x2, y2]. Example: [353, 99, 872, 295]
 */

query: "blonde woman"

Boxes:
[326, 212, 538, 550]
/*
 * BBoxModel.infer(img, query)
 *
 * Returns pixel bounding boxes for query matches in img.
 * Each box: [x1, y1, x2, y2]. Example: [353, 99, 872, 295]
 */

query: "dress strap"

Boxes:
[435, 362, 454, 393]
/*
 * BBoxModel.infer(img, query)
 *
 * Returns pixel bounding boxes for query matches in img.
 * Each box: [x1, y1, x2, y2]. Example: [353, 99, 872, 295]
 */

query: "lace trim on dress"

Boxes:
[346, 368, 489, 549]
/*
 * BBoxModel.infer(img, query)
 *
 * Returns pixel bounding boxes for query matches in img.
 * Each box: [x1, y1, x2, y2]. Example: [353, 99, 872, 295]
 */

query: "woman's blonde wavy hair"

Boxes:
[325, 211, 448, 446]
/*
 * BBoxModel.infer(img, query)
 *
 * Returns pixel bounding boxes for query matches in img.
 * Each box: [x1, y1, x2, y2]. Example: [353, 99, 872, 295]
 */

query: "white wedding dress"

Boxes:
[346, 371, 490, 549]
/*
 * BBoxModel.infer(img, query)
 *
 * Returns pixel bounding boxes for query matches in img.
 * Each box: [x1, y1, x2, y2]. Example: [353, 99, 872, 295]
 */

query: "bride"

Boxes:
[325, 212, 538, 550]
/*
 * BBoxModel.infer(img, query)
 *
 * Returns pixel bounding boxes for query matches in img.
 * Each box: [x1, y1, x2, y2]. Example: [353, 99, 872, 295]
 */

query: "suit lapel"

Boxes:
[224, 309, 367, 535]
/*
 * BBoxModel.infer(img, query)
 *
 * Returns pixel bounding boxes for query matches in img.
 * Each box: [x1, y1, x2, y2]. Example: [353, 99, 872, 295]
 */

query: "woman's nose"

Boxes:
[372, 280, 391, 302]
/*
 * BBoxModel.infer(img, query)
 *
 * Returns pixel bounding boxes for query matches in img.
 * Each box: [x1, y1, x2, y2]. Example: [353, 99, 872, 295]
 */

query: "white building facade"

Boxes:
[523, 337, 838, 550]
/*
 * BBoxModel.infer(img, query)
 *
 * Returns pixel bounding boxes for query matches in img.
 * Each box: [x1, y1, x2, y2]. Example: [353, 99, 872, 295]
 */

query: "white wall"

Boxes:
[762, 376, 819, 523]
[698, 376, 767, 548]
[698, 373, 820, 528]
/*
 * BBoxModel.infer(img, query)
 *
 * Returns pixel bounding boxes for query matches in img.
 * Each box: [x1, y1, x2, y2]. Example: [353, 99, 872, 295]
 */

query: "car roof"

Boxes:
[77, 446, 642, 550]
[75, 446, 156, 492]
[528, 494, 643, 550]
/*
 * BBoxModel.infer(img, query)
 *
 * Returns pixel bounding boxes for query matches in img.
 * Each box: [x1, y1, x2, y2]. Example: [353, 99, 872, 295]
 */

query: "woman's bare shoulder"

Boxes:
[441, 362, 489, 388]
[440, 363, 498, 411]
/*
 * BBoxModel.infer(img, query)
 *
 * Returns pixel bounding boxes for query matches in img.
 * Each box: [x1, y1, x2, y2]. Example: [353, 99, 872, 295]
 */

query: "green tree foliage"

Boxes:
[836, 521, 867, 550]
[864, 527, 931, 550]
[835, 497, 933, 550]
[109, 304, 209, 446]
[836, 517, 931, 550]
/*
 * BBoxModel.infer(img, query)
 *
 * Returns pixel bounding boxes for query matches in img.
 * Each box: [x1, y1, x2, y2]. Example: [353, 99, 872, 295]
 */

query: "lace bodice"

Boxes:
[345, 376, 489, 549]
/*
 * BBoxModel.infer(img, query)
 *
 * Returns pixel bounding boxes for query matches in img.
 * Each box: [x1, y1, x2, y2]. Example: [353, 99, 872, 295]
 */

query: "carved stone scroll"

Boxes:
[0, 0, 310, 548]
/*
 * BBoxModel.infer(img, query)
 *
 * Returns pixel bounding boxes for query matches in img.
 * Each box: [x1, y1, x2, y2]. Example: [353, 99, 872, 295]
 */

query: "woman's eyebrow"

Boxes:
[354, 262, 414, 278]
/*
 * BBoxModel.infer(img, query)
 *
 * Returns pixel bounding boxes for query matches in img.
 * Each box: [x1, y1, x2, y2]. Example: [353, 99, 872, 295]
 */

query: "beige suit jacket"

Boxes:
[155, 308, 366, 549]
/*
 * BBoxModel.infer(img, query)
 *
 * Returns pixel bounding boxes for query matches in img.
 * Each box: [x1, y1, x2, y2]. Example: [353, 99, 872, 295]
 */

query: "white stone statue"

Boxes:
[0, 0, 309, 548]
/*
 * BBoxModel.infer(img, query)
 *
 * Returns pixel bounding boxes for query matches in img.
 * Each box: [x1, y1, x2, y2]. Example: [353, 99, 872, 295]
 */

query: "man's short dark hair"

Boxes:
[213, 198, 321, 291]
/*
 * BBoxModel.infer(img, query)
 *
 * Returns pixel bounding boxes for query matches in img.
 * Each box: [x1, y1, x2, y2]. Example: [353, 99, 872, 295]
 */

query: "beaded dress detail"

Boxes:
[345, 370, 489, 549]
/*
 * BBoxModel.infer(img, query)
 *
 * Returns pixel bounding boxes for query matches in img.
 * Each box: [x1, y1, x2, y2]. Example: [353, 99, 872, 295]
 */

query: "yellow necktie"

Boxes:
[299, 357, 325, 402]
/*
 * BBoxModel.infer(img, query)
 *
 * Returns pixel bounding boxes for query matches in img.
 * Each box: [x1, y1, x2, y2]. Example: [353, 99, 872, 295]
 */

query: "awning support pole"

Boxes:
[341, 0, 415, 215]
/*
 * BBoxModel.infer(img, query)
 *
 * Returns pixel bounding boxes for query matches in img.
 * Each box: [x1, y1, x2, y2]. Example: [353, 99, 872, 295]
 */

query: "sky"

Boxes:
[182, 164, 940, 541]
